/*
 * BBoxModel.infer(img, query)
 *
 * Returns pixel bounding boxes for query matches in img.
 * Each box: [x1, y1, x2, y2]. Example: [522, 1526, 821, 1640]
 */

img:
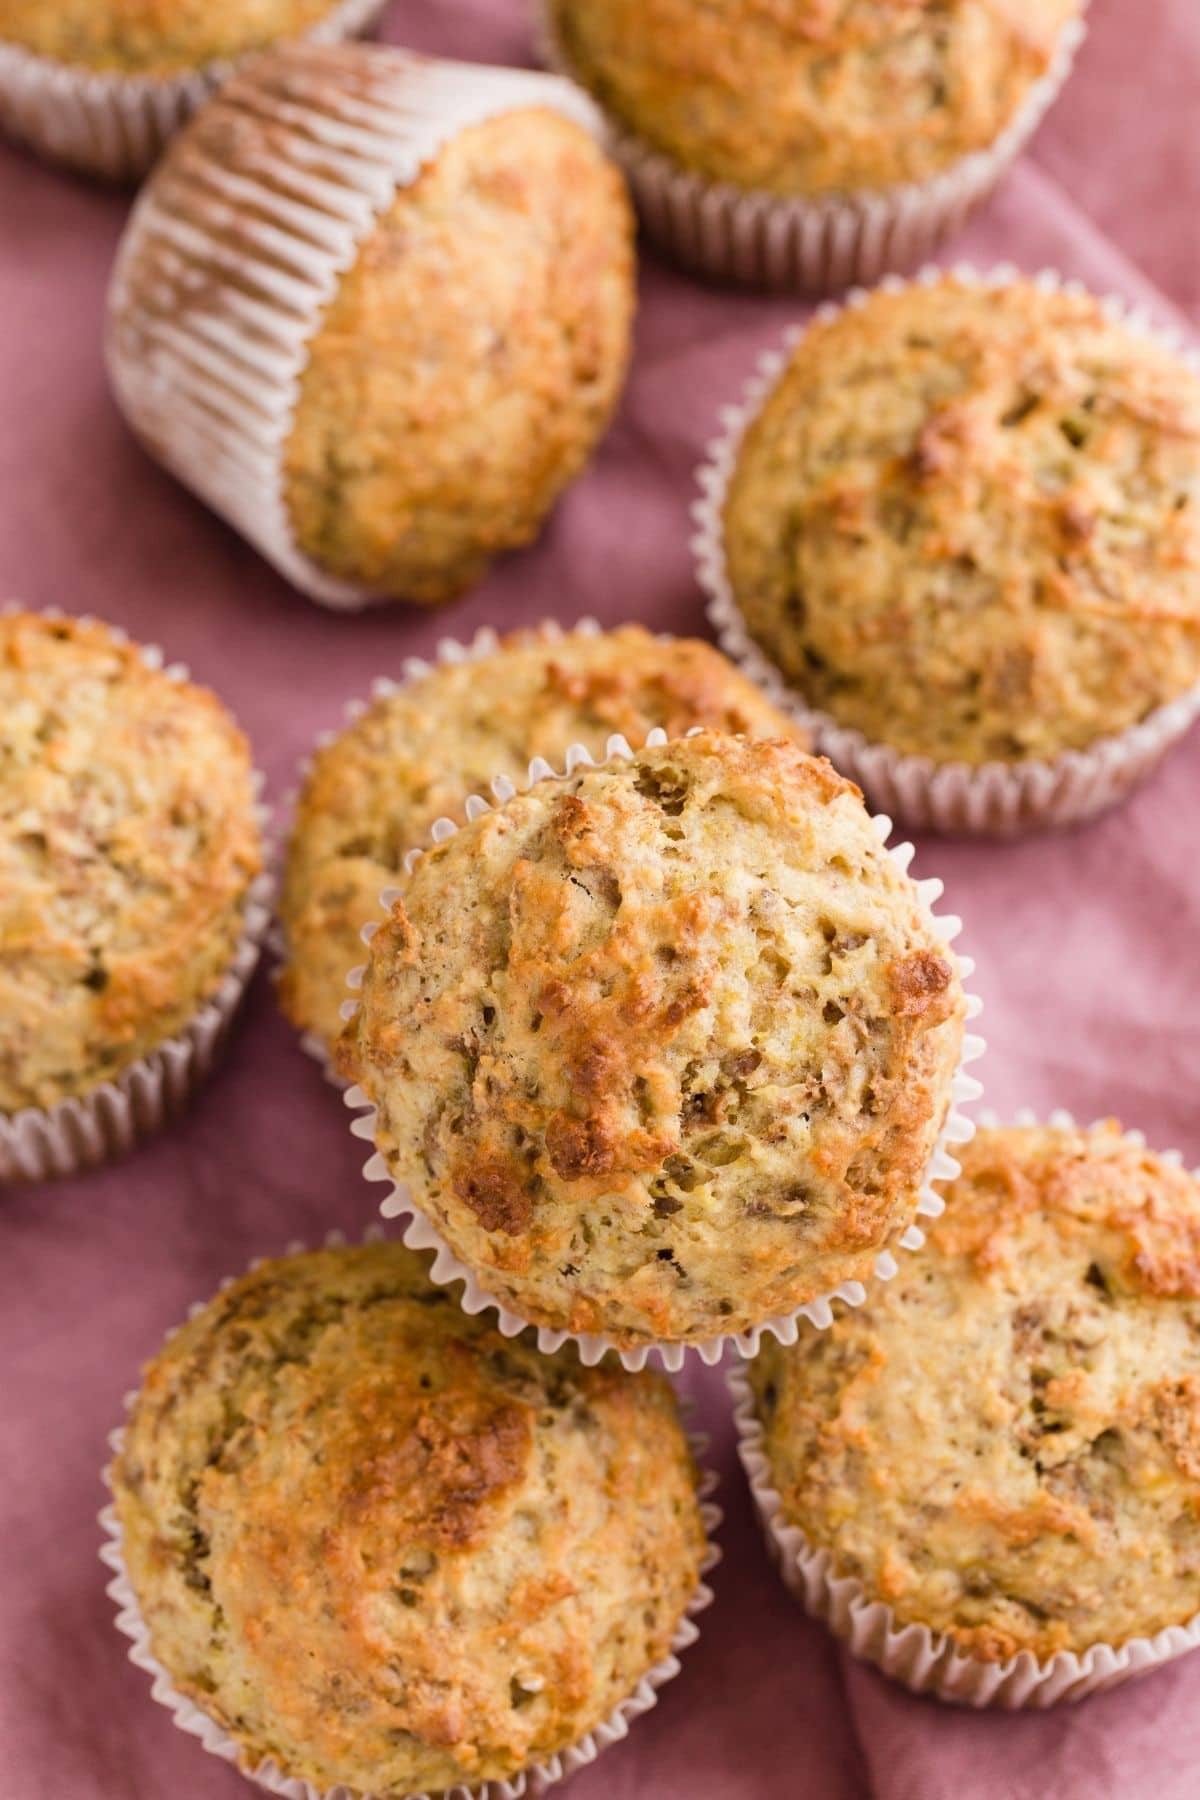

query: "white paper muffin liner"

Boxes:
[98, 1224, 722, 1800]
[538, 3, 1086, 291]
[342, 729, 985, 1373]
[730, 1107, 1200, 1707]
[0, 606, 272, 1185]
[270, 617, 627, 1084]
[694, 263, 1200, 835]
[0, 0, 389, 182]
[104, 43, 608, 609]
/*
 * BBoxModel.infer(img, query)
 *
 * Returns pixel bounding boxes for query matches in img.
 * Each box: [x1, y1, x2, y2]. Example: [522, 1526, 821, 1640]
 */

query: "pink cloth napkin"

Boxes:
[2, 3, 1199, 1796]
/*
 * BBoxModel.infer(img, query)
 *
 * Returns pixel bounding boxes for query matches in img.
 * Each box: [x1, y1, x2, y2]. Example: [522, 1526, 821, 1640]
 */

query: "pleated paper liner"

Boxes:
[694, 264, 1200, 835]
[342, 728, 985, 1373]
[0, 0, 388, 181]
[0, 607, 271, 1184]
[729, 1108, 1200, 1708]
[537, 3, 1087, 292]
[105, 43, 606, 609]
[99, 1225, 722, 1800]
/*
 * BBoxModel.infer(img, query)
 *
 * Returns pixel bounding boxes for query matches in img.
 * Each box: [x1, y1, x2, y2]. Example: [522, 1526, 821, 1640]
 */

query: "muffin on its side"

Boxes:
[0, 0, 385, 179]
[549, 0, 1081, 197]
[110, 1240, 709, 1796]
[108, 45, 635, 607]
[279, 624, 810, 1053]
[0, 611, 263, 1116]
[748, 1122, 1200, 1674]
[721, 275, 1200, 768]
[339, 731, 969, 1352]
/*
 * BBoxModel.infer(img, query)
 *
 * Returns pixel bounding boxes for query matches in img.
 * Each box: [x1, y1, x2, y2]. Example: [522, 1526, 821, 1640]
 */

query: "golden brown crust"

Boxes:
[282, 102, 634, 604]
[750, 1122, 1200, 1661]
[279, 624, 810, 1051]
[0, 0, 350, 73]
[724, 277, 1200, 764]
[0, 612, 262, 1112]
[339, 731, 966, 1348]
[550, 0, 1082, 196]
[112, 1241, 706, 1796]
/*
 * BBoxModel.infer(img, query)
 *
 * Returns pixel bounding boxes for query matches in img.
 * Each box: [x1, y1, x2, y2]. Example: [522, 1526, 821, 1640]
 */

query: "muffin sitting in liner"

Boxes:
[543, 0, 1085, 288]
[280, 623, 809, 1056]
[0, 610, 264, 1176]
[0, 0, 386, 179]
[339, 731, 971, 1354]
[106, 43, 635, 608]
[744, 1121, 1200, 1702]
[108, 1240, 710, 1796]
[706, 271, 1200, 830]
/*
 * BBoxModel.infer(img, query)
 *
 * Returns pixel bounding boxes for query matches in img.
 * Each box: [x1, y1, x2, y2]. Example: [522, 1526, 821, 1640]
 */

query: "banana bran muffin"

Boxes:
[722, 274, 1200, 766]
[0, 612, 262, 1114]
[547, 0, 1082, 197]
[0, 0, 361, 74]
[748, 1122, 1200, 1662]
[339, 731, 967, 1350]
[279, 625, 810, 1053]
[110, 1240, 708, 1796]
[280, 99, 634, 606]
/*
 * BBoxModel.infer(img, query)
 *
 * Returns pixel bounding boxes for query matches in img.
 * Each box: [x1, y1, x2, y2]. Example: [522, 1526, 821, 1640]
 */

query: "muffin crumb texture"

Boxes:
[724, 277, 1200, 764]
[279, 625, 809, 1049]
[0, 612, 261, 1113]
[340, 731, 966, 1347]
[0, 0, 353, 74]
[112, 1241, 706, 1796]
[282, 102, 634, 604]
[550, 0, 1082, 195]
[750, 1122, 1200, 1661]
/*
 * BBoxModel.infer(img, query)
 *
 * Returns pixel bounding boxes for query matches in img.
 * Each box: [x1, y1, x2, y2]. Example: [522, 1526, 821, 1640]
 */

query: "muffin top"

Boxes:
[549, 0, 1081, 196]
[0, 0, 351, 74]
[749, 1122, 1200, 1661]
[279, 624, 810, 1051]
[278, 70, 634, 605]
[723, 276, 1200, 765]
[339, 731, 966, 1349]
[0, 612, 262, 1113]
[112, 1240, 706, 1796]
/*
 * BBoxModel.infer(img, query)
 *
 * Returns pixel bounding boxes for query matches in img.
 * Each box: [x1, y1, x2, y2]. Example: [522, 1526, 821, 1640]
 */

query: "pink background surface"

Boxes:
[2, 2, 1200, 1795]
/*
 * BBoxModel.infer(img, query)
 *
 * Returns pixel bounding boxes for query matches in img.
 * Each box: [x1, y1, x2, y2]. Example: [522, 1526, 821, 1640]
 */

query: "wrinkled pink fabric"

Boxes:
[2, 3, 1199, 1796]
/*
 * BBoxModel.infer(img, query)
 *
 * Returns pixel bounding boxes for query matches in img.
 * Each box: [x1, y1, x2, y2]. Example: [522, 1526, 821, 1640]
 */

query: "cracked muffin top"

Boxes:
[0, 0, 357, 73]
[0, 611, 262, 1113]
[276, 85, 634, 605]
[279, 624, 809, 1053]
[749, 1121, 1200, 1661]
[111, 1240, 707, 1797]
[723, 276, 1200, 765]
[339, 731, 966, 1349]
[548, 0, 1081, 196]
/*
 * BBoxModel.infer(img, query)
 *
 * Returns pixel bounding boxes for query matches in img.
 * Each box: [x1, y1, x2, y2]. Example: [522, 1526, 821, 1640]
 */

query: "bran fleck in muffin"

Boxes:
[543, 0, 1086, 288]
[107, 43, 635, 609]
[279, 623, 810, 1056]
[0, 611, 265, 1176]
[742, 1120, 1200, 1703]
[704, 270, 1200, 830]
[0, 0, 387, 179]
[339, 731, 974, 1358]
[108, 1240, 711, 1796]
